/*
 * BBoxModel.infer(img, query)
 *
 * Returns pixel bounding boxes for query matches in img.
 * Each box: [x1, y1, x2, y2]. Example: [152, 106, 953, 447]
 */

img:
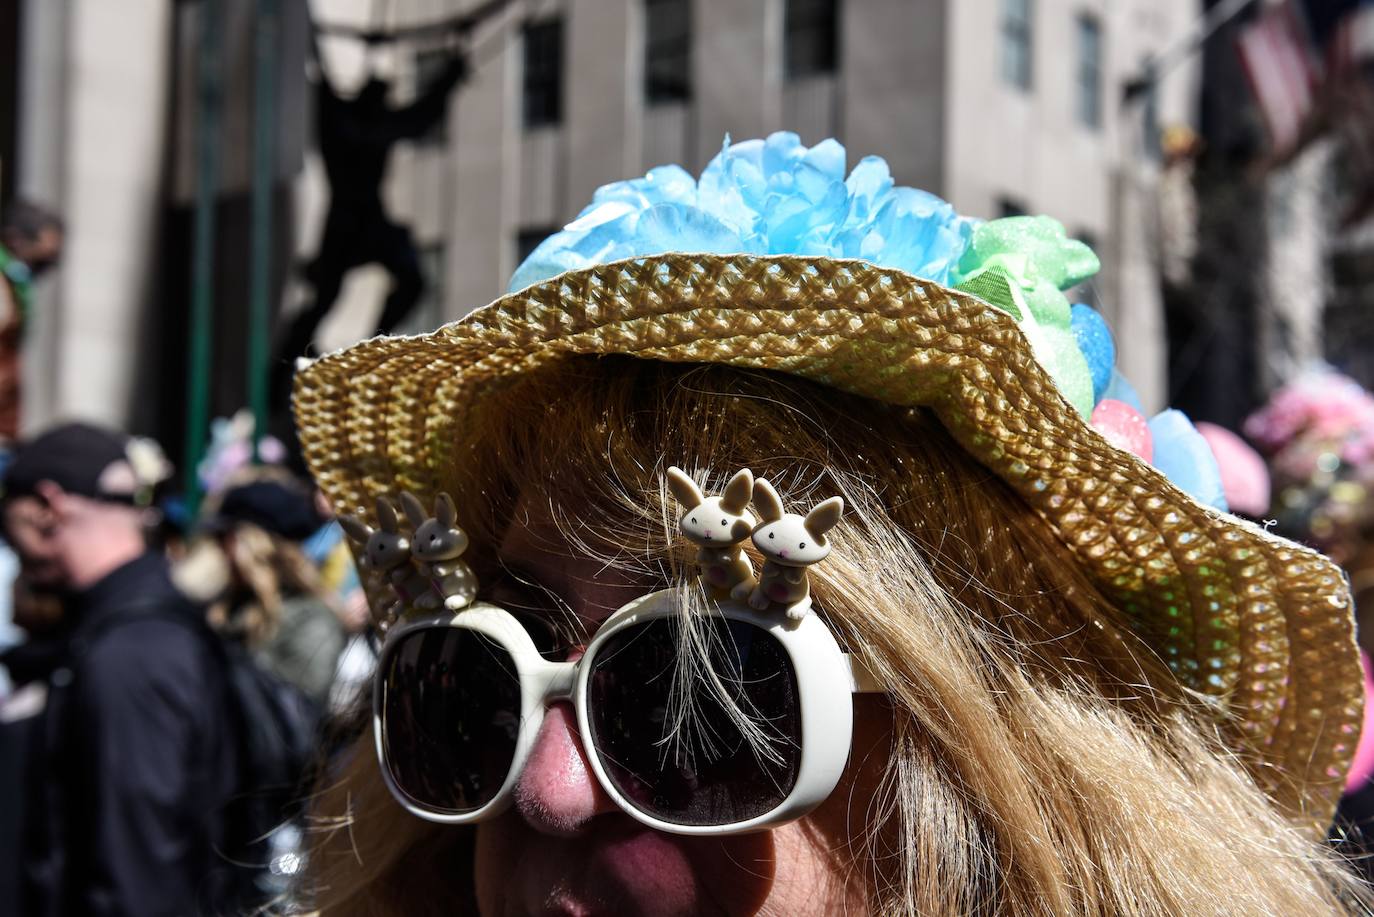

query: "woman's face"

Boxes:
[470, 501, 892, 917]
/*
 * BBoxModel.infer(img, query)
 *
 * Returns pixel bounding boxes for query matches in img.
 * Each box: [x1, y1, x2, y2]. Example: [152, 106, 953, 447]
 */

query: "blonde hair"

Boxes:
[306, 357, 1369, 915]
[182, 521, 333, 649]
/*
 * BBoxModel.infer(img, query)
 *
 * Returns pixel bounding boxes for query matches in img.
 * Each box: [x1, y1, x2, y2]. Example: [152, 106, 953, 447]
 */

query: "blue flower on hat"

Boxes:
[508, 132, 974, 293]
[1150, 410, 1227, 511]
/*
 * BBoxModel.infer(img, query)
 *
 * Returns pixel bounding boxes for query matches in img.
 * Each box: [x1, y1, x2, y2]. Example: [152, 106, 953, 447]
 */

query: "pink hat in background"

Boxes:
[1196, 421, 1271, 518]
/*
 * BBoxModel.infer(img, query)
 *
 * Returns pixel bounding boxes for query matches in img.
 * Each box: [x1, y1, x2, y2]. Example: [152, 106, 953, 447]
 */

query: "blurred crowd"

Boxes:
[0, 409, 378, 915]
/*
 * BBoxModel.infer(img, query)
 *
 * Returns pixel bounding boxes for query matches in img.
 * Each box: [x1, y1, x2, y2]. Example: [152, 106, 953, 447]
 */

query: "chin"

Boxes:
[474, 817, 775, 917]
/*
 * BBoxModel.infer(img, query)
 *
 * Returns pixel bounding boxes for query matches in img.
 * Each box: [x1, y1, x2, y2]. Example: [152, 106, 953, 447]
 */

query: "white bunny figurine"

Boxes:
[339, 495, 434, 619]
[400, 490, 478, 611]
[747, 478, 844, 620]
[666, 466, 758, 600]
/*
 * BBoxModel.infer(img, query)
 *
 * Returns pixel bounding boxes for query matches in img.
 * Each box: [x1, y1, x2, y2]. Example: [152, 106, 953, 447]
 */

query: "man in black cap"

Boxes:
[0, 422, 238, 917]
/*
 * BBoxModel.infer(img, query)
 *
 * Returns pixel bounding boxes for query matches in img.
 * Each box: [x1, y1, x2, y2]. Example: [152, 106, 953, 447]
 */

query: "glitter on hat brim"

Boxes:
[293, 252, 1363, 827]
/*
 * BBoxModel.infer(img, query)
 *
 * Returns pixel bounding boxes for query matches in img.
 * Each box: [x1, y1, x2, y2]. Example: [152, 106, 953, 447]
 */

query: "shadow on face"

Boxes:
[3, 495, 64, 590]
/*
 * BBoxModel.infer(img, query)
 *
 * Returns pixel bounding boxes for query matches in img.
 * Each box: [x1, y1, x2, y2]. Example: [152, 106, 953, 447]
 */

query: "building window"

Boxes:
[522, 18, 563, 128]
[413, 48, 452, 144]
[516, 226, 559, 264]
[785, 0, 839, 80]
[1001, 0, 1032, 90]
[645, 0, 691, 105]
[1076, 14, 1102, 128]
[998, 196, 1028, 218]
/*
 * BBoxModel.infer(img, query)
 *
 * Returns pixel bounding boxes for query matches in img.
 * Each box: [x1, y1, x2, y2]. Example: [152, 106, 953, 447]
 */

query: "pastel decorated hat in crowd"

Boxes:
[294, 133, 1361, 823]
[1246, 368, 1374, 566]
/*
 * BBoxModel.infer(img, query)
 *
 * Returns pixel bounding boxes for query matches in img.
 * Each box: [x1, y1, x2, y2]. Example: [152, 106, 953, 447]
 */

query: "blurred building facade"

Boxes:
[1, 0, 1199, 446]
[4, 1, 179, 429]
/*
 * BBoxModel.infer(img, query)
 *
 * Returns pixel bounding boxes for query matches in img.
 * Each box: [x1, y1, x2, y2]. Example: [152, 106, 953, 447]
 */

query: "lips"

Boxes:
[495, 820, 774, 917]
[518, 826, 700, 916]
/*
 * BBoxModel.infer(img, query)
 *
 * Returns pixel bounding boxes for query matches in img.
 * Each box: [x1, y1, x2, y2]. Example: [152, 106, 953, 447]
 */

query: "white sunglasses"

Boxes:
[373, 588, 883, 836]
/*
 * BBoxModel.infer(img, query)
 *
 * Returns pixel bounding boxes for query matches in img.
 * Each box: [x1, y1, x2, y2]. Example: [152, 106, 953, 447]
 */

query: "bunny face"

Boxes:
[413, 518, 469, 561]
[365, 530, 412, 570]
[752, 516, 832, 566]
[666, 466, 756, 548]
[681, 496, 755, 547]
[401, 491, 471, 563]
[340, 498, 413, 571]
[750, 479, 844, 568]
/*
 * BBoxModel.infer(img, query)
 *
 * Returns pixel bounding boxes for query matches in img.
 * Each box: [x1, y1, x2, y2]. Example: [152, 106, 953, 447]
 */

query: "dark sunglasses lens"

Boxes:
[586, 617, 802, 826]
[380, 627, 521, 813]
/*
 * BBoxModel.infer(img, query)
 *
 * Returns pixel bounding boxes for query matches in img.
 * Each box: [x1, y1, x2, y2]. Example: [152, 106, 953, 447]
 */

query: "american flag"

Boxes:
[1236, 0, 1321, 156]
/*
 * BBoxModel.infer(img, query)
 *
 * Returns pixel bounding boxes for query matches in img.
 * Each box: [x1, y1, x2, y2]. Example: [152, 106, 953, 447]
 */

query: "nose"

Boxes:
[513, 701, 616, 836]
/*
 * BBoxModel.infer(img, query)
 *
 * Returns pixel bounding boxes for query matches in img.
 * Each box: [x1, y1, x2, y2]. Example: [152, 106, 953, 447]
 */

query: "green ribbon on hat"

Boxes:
[953, 217, 1100, 419]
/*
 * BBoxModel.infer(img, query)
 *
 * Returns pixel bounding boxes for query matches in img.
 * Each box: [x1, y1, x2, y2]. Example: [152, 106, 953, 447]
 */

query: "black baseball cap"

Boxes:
[2, 422, 141, 504]
[203, 477, 324, 541]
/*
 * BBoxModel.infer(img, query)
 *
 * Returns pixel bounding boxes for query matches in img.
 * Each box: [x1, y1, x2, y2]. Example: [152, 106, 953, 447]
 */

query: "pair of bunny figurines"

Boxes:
[666, 466, 843, 620]
[339, 492, 477, 624]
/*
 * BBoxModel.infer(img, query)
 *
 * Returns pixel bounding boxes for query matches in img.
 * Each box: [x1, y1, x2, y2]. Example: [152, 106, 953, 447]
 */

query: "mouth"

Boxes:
[516, 825, 716, 917]
[491, 812, 777, 917]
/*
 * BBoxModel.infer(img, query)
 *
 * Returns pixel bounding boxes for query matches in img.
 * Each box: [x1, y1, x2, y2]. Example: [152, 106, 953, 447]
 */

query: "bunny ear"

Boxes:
[720, 468, 754, 514]
[338, 514, 371, 544]
[804, 496, 844, 538]
[399, 491, 428, 529]
[752, 478, 785, 522]
[375, 497, 399, 532]
[665, 466, 704, 509]
[434, 493, 457, 526]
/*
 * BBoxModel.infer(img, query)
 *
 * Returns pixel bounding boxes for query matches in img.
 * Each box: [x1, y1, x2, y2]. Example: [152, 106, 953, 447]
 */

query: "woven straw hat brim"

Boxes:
[294, 252, 1362, 823]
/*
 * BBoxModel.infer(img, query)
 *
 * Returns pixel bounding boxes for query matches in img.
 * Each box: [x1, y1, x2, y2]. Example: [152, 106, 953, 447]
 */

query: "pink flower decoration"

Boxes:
[1196, 422, 1271, 516]
[1245, 370, 1374, 456]
[1091, 399, 1153, 462]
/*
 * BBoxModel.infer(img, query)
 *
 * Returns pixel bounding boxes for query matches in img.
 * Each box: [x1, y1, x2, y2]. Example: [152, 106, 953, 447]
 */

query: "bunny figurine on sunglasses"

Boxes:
[748, 478, 844, 620]
[400, 491, 478, 611]
[339, 496, 436, 620]
[666, 466, 758, 600]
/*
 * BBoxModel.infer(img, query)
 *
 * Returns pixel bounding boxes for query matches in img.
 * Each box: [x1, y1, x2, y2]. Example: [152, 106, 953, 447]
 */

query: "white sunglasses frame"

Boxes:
[373, 588, 883, 836]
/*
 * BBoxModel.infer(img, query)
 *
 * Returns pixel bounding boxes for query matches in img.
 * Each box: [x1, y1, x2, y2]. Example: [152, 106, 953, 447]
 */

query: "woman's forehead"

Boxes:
[496, 492, 663, 626]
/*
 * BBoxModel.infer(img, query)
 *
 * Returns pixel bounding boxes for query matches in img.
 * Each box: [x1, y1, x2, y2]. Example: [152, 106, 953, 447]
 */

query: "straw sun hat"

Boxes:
[294, 133, 1361, 824]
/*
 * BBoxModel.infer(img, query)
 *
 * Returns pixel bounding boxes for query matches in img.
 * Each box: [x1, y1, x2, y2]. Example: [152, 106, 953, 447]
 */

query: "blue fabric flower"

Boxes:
[508, 132, 973, 293]
[1102, 368, 1144, 413]
[1070, 303, 1116, 404]
[1149, 410, 1228, 512]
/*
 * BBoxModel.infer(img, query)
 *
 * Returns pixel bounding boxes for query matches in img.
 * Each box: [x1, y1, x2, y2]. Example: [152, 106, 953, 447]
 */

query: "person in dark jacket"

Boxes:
[1, 423, 238, 917]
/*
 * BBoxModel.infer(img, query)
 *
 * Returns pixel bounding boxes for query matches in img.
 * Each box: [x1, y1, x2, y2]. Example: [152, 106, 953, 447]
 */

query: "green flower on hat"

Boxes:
[953, 216, 1100, 419]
